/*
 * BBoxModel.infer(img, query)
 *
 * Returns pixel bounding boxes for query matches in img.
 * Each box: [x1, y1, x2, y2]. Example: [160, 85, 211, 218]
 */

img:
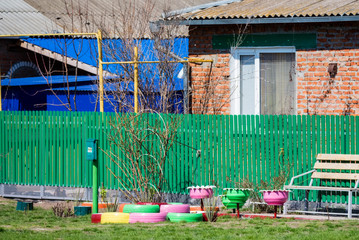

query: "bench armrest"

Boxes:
[287, 170, 316, 187]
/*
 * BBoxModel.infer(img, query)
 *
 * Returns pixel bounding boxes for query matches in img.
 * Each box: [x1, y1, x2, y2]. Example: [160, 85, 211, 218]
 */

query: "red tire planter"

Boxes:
[160, 204, 190, 213]
[129, 212, 167, 223]
[91, 213, 102, 224]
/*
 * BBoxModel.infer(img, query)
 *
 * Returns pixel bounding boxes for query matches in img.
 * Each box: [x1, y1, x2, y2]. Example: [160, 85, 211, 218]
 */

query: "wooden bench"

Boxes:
[283, 154, 359, 218]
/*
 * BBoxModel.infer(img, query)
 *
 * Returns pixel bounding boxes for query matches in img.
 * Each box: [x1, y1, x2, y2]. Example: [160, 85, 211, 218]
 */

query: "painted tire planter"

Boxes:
[101, 212, 130, 224]
[91, 213, 102, 224]
[190, 206, 220, 212]
[123, 204, 160, 213]
[118, 203, 130, 212]
[160, 204, 190, 213]
[224, 188, 251, 204]
[261, 190, 290, 206]
[82, 202, 109, 209]
[137, 202, 168, 207]
[74, 206, 92, 216]
[221, 195, 240, 209]
[188, 186, 215, 199]
[129, 212, 167, 223]
[167, 213, 203, 222]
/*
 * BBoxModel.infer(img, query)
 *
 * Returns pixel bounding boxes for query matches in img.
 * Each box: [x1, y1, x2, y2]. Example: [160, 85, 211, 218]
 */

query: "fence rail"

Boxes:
[0, 111, 358, 204]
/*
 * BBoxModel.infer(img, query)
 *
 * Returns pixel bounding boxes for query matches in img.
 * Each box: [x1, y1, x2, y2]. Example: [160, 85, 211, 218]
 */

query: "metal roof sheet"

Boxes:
[0, 0, 61, 35]
[175, 0, 359, 20]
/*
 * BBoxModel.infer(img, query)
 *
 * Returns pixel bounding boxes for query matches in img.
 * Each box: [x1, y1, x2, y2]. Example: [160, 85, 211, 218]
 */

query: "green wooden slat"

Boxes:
[246, 115, 251, 181]
[224, 115, 230, 188]
[229, 115, 235, 187]
[238, 115, 243, 182]
[233, 115, 239, 183]
[323, 116, 332, 153]
[221, 115, 226, 188]
[250, 115, 256, 184]
[264, 115, 270, 184]
[179, 114, 185, 192]
[273, 115, 279, 177]
[213, 115, 219, 188]
[310, 115, 316, 202]
[268, 115, 274, 180]
[255, 115, 260, 185]
[350, 116, 354, 154]
[242, 115, 248, 180]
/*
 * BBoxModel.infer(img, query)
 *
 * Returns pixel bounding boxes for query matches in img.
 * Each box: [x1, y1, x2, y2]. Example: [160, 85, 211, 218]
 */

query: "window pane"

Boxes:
[240, 55, 255, 115]
[260, 53, 295, 115]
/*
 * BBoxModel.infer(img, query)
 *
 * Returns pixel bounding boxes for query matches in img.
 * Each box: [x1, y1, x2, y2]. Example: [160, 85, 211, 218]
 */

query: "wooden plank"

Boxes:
[312, 172, 359, 180]
[284, 185, 356, 191]
[314, 162, 359, 170]
[317, 154, 359, 161]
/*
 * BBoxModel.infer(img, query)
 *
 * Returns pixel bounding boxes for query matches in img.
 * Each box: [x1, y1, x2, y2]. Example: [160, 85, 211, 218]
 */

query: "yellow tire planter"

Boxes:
[100, 212, 130, 224]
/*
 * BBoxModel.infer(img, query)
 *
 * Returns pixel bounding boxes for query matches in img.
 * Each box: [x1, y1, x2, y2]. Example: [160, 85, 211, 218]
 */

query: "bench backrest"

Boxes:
[312, 154, 359, 181]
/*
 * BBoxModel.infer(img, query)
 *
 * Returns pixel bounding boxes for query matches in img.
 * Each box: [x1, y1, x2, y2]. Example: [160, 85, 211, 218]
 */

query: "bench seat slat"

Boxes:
[317, 154, 359, 162]
[314, 162, 359, 170]
[311, 172, 359, 180]
[285, 185, 359, 192]
[284, 185, 358, 191]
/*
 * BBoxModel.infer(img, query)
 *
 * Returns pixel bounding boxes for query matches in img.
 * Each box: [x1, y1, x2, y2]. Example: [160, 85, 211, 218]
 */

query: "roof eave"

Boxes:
[162, 15, 359, 25]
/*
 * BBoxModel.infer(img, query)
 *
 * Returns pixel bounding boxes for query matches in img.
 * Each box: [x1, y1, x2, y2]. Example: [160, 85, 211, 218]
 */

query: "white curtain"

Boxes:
[260, 53, 295, 115]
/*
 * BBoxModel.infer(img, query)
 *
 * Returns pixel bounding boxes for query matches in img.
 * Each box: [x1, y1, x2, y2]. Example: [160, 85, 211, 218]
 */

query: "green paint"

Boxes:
[0, 111, 359, 205]
[212, 33, 317, 49]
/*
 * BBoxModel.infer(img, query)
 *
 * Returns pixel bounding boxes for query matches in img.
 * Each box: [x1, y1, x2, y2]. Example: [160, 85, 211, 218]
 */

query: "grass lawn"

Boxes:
[0, 198, 358, 240]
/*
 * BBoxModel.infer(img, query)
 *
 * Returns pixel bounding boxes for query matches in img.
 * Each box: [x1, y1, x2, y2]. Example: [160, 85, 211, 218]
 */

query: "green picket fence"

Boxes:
[0, 111, 358, 204]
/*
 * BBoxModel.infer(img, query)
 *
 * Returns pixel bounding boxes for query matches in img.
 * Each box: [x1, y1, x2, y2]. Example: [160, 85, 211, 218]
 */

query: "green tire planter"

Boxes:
[167, 213, 203, 222]
[122, 204, 160, 213]
[221, 195, 241, 209]
[224, 188, 251, 205]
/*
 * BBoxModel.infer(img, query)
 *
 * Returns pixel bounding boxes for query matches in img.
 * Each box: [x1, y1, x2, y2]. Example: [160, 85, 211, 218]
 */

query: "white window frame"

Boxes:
[229, 46, 296, 115]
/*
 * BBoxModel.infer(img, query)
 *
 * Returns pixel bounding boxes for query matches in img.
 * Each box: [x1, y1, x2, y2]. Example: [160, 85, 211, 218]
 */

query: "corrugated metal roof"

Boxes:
[22, 0, 222, 37]
[0, 0, 62, 35]
[175, 0, 359, 20]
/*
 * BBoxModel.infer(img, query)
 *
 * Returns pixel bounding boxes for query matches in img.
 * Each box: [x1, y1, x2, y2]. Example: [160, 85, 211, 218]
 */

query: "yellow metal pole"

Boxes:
[96, 30, 104, 113]
[134, 46, 138, 113]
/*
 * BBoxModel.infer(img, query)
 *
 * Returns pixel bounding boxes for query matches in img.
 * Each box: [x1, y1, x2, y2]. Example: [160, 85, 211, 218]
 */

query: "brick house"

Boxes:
[163, 0, 359, 115]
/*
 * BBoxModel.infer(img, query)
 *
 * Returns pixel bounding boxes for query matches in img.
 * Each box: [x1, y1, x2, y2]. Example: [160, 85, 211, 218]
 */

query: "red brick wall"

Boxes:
[188, 22, 359, 115]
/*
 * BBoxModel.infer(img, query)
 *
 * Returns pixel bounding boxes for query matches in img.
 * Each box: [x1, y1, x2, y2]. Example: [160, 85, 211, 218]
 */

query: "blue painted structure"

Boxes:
[1, 38, 188, 112]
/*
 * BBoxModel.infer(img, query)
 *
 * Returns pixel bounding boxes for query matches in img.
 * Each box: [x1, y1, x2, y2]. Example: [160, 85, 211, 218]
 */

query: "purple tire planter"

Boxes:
[129, 212, 167, 223]
[160, 204, 190, 213]
[261, 190, 290, 206]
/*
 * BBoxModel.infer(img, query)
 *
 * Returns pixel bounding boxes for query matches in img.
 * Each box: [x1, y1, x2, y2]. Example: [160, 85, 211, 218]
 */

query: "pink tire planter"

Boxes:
[129, 212, 167, 223]
[160, 204, 190, 213]
[261, 190, 290, 205]
[188, 186, 216, 199]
